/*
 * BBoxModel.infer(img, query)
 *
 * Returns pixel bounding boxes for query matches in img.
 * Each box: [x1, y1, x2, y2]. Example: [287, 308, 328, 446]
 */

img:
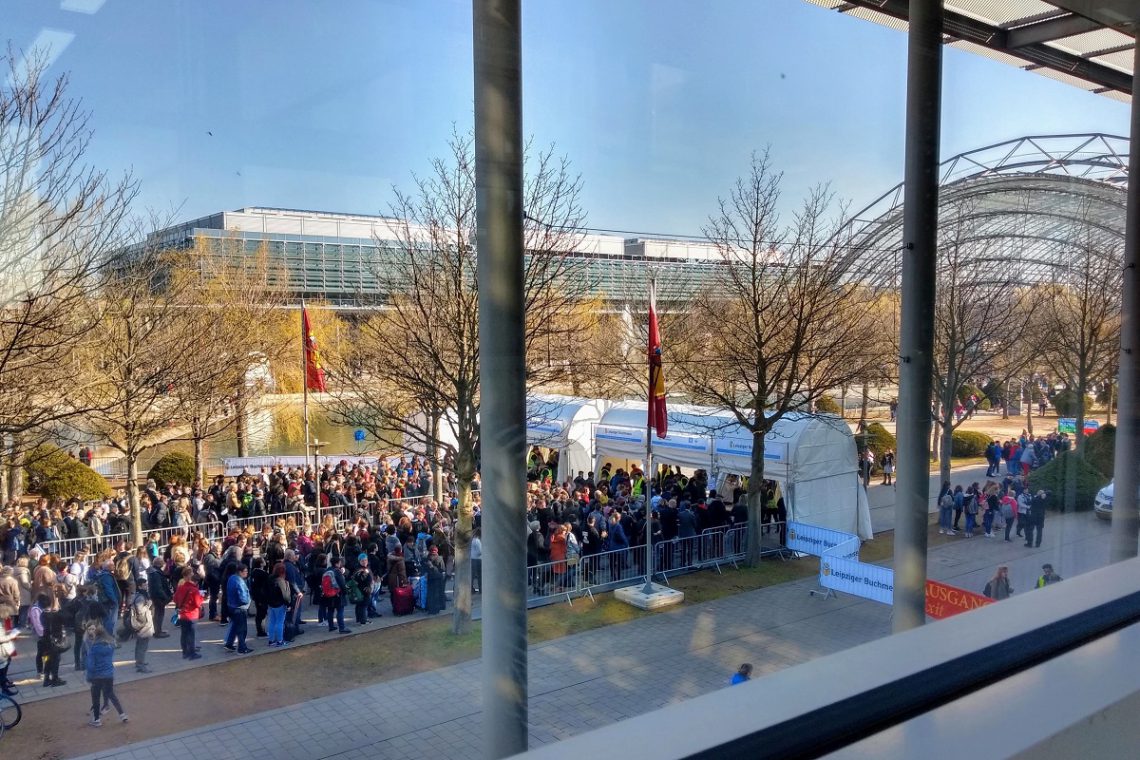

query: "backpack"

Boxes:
[965, 495, 979, 515]
[938, 494, 953, 510]
[346, 578, 364, 605]
[321, 569, 338, 598]
[115, 555, 132, 581]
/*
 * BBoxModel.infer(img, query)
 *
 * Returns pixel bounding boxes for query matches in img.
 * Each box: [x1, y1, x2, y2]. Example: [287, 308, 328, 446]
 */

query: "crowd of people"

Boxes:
[931, 432, 1076, 546]
[982, 433, 1070, 478]
[0, 447, 782, 726]
[0, 456, 463, 716]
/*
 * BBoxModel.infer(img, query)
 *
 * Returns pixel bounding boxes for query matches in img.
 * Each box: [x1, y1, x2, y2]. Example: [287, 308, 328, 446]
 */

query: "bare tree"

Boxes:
[0, 46, 137, 494]
[1038, 224, 1121, 450]
[325, 131, 586, 634]
[929, 198, 1034, 484]
[167, 235, 291, 485]
[77, 230, 216, 545]
[671, 150, 881, 566]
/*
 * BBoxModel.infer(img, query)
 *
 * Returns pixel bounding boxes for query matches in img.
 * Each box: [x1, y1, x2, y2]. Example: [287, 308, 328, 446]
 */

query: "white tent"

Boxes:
[526, 394, 609, 482]
[594, 402, 717, 473]
[593, 403, 872, 540]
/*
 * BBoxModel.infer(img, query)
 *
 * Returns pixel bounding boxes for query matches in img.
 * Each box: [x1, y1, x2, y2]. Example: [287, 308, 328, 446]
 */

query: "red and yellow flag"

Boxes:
[302, 306, 327, 393]
[648, 286, 667, 439]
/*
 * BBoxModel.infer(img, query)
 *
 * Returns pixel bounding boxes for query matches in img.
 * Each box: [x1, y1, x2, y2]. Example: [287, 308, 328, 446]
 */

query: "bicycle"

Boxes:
[0, 690, 20, 739]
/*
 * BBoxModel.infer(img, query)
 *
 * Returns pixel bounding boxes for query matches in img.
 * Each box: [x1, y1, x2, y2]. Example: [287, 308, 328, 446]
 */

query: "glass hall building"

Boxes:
[146, 207, 726, 307]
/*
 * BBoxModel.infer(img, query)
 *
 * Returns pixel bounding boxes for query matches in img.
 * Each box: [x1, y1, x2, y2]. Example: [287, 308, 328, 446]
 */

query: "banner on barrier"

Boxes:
[924, 579, 993, 620]
[792, 520, 894, 606]
[786, 521, 859, 559]
[820, 555, 894, 605]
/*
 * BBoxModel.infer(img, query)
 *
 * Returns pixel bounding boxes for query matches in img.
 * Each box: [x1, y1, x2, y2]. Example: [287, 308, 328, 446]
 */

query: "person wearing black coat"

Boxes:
[425, 552, 446, 615]
[249, 558, 271, 638]
[146, 564, 173, 638]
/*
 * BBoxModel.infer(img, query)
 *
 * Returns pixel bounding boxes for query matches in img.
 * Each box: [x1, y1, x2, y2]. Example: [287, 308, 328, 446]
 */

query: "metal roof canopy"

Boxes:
[846, 133, 1129, 285]
[806, 0, 1137, 101]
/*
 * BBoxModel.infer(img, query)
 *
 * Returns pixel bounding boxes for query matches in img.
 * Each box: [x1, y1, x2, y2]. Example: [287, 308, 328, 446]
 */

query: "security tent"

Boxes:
[713, 412, 872, 540]
[526, 394, 610, 482]
[593, 403, 872, 539]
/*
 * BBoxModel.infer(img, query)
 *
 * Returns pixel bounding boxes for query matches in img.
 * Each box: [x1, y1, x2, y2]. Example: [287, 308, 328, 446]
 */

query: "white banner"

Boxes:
[791, 520, 894, 606]
[786, 521, 859, 559]
[820, 554, 894, 605]
[595, 425, 646, 445]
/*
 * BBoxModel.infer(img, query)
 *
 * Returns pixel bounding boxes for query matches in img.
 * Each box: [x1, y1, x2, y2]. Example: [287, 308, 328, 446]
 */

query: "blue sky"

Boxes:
[7, 0, 1132, 235]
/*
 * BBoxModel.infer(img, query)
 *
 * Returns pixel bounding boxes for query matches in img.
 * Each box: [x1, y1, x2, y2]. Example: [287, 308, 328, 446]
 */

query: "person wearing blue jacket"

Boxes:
[94, 561, 120, 637]
[85, 622, 127, 726]
[223, 564, 252, 654]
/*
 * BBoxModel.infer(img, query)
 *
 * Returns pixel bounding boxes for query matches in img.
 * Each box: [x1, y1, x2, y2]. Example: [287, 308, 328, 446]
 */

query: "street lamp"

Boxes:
[312, 437, 324, 525]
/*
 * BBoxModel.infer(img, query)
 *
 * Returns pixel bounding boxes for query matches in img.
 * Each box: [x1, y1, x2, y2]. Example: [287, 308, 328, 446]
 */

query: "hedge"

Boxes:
[957, 383, 991, 411]
[25, 444, 112, 501]
[951, 430, 992, 458]
[1051, 388, 1095, 417]
[815, 396, 842, 415]
[147, 451, 196, 489]
[1027, 451, 1108, 512]
[855, 422, 896, 474]
[1083, 423, 1115, 479]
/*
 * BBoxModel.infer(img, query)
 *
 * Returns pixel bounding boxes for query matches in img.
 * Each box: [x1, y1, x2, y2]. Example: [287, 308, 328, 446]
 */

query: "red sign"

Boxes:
[925, 579, 994, 620]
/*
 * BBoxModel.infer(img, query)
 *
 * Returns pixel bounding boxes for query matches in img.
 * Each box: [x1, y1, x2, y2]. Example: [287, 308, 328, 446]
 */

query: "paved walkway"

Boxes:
[65, 508, 1109, 760]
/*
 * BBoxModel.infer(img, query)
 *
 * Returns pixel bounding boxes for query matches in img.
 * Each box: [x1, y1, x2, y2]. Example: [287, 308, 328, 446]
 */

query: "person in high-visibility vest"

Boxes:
[631, 470, 645, 498]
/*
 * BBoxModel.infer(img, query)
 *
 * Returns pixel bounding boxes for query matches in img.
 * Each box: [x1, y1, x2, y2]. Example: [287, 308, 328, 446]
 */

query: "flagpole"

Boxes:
[643, 273, 656, 595]
[302, 300, 311, 461]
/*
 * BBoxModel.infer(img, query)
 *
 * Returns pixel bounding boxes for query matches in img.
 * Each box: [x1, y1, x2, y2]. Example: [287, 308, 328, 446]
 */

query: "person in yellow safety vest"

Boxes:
[527, 447, 542, 472]
[631, 471, 645, 498]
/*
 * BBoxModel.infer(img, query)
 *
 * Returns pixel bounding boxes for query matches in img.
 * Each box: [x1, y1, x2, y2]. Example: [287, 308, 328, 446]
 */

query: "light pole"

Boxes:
[312, 437, 324, 526]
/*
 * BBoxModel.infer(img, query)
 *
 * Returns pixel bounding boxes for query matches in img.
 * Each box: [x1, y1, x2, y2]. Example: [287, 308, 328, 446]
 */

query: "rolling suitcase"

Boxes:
[391, 584, 414, 616]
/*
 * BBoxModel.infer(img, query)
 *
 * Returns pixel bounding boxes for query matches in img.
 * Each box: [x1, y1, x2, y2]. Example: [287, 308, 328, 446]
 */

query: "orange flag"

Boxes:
[302, 306, 327, 393]
[648, 287, 667, 438]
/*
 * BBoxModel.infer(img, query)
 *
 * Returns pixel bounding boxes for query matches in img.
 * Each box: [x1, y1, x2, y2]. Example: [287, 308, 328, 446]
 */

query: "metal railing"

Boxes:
[527, 544, 648, 606]
[226, 510, 308, 534]
[523, 523, 789, 608]
[43, 519, 227, 563]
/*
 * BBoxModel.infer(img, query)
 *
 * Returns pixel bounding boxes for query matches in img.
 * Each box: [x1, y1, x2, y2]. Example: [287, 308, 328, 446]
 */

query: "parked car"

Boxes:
[1095, 481, 1115, 520]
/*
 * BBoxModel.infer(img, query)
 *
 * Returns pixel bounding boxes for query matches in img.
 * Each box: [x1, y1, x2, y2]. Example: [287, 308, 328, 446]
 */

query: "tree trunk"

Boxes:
[860, 381, 869, 426]
[745, 427, 766, 567]
[7, 432, 25, 502]
[451, 449, 475, 635]
[1002, 381, 1010, 420]
[126, 453, 143, 546]
[194, 433, 206, 488]
[235, 389, 248, 457]
[431, 412, 443, 504]
[1025, 383, 1034, 437]
[940, 417, 954, 488]
[1107, 381, 1115, 426]
[840, 385, 848, 419]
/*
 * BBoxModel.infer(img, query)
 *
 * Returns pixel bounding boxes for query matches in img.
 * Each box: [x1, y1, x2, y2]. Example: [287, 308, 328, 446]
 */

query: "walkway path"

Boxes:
[66, 509, 1109, 760]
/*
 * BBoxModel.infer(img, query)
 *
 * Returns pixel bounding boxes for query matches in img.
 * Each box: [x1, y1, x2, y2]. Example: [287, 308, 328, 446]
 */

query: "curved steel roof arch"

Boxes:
[845, 133, 1129, 287]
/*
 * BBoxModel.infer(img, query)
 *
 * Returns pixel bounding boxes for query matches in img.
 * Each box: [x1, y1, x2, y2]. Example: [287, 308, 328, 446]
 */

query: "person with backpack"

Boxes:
[321, 555, 351, 634]
[937, 481, 955, 535]
[963, 484, 981, 537]
[128, 577, 154, 673]
[63, 585, 98, 671]
[349, 554, 373, 625]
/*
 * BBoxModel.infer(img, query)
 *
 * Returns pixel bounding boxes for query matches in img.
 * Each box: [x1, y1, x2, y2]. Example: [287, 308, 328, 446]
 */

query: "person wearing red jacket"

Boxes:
[171, 566, 203, 660]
